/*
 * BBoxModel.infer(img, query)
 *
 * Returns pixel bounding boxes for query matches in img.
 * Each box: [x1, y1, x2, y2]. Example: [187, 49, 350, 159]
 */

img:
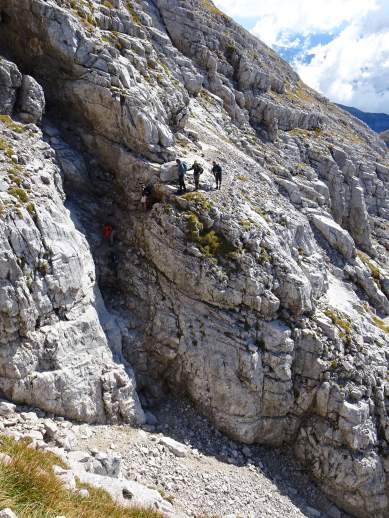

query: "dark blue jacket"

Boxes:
[177, 162, 188, 177]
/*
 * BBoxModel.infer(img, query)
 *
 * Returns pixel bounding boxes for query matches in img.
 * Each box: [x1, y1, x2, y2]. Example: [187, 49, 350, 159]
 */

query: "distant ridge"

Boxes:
[337, 103, 389, 133]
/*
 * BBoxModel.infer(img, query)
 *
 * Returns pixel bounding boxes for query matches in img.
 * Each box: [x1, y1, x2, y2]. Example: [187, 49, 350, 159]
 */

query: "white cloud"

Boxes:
[214, 0, 389, 113]
[215, 0, 377, 47]
[295, 3, 389, 113]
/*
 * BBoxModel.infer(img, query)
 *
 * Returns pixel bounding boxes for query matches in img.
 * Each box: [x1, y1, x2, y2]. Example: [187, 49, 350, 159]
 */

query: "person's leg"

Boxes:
[194, 174, 199, 190]
[219, 173, 222, 189]
[178, 176, 183, 193]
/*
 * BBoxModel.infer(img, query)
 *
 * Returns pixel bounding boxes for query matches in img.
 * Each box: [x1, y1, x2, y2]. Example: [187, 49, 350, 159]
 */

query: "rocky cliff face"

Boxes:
[0, 1, 389, 516]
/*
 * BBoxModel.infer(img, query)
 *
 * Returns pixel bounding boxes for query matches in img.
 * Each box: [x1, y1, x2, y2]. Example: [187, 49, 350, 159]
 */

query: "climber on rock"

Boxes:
[141, 183, 153, 211]
[212, 161, 223, 190]
[188, 160, 204, 191]
[102, 222, 114, 245]
[176, 158, 188, 194]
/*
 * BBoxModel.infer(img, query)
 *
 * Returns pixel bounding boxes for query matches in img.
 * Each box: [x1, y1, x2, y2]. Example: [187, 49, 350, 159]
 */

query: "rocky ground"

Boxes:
[0, 396, 345, 518]
[1, 1, 389, 516]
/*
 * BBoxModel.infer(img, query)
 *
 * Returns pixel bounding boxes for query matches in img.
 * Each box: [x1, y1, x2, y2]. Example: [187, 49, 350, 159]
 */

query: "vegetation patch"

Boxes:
[357, 251, 381, 286]
[185, 211, 235, 260]
[324, 308, 352, 344]
[0, 137, 14, 159]
[126, 1, 141, 25]
[372, 316, 389, 334]
[0, 115, 27, 134]
[182, 191, 212, 212]
[26, 202, 36, 217]
[0, 434, 164, 518]
[257, 247, 271, 265]
[201, 0, 229, 19]
[8, 187, 28, 204]
[239, 219, 254, 231]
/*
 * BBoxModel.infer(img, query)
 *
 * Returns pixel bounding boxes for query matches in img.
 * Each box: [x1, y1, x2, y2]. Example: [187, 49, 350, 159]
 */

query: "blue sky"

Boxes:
[215, 0, 389, 114]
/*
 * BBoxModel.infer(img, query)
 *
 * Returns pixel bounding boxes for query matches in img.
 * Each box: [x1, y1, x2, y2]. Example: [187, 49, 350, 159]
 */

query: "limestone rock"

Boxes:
[0, 510, 18, 518]
[159, 436, 188, 457]
[0, 1, 388, 517]
[310, 214, 356, 259]
[17, 75, 45, 124]
[0, 58, 21, 114]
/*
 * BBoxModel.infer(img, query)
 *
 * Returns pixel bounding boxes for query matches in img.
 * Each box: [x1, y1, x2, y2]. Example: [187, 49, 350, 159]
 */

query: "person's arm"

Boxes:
[187, 164, 194, 171]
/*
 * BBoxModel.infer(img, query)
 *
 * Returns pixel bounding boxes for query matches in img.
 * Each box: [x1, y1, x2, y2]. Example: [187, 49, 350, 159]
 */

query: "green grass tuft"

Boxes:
[126, 1, 141, 24]
[372, 316, 389, 334]
[182, 191, 212, 212]
[0, 434, 165, 518]
[8, 187, 29, 203]
[0, 115, 27, 134]
[185, 211, 235, 259]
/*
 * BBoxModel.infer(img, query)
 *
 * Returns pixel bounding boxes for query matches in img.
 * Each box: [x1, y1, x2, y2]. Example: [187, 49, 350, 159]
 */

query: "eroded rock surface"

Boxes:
[0, 1, 389, 516]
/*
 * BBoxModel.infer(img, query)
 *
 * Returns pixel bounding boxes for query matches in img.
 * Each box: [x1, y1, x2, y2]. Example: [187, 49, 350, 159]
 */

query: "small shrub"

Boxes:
[357, 251, 381, 284]
[8, 187, 28, 203]
[324, 309, 351, 333]
[182, 191, 212, 212]
[26, 202, 36, 216]
[126, 0, 141, 24]
[0, 137, 14, 158]
[239, 219, 254, 231]
[330, 360, 338, 369]
[185, 211, 235, 260]
[237, 175, 248, 182]
[225, 41, 236, 57]
[103, 0, 113, 7]
[37, 259, 49, 276]
[257, 247, 271, 265]
[372, 316, 389, 334]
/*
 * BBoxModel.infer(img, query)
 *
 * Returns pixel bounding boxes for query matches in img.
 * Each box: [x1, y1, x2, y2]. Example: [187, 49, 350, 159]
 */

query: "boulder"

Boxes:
[17, 75, 45, 124]
[311, 214, 356, 259]
[0, 58, 21, 114]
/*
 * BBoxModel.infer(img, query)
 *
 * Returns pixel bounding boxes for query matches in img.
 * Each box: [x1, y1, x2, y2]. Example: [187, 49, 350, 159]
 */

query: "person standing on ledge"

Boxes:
[176, 158, 188, 194]
[188, 160, 204, 191]
[212, 160, 222, 190]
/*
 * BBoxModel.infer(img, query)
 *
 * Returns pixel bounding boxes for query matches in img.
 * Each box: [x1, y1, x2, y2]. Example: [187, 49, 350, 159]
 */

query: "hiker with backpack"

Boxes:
[187, 160, 204, 190]
[176, 158, 188, 194]
[212, 161, 223, 190]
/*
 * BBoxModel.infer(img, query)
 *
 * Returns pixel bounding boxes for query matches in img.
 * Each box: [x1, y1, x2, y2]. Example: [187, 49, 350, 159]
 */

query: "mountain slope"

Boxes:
[338, 103, 389, 133]
[381, 129, 389, 147]
[0, 1, 389, 516]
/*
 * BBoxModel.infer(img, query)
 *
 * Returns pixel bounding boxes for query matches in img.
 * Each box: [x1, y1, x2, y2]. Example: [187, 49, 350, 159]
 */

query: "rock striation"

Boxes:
[0, 1, 389, 516]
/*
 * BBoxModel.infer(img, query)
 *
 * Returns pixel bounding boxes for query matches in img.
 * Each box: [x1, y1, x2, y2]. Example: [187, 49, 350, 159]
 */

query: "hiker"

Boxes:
[141, 184, 153, 211]
[188, 160, 204, 191]
[176, 158, 188, 194]
[212, 161, 222, 190]
[102, 223, 114, 245]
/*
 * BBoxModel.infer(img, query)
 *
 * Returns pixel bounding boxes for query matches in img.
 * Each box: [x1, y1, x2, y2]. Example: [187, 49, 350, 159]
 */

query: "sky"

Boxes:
[214, 0, 389, 114]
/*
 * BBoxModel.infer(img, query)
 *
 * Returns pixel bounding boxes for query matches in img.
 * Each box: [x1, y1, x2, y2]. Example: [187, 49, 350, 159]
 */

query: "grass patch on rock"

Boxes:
[126, 1, 141, 24]
[357, 251, 381, 285]
[182, 191, 212, 212]
[372, 316, 389, 334]
[0, 434, 164, 518]
[201, 0, 229, 19]
[0, 115, 27, 134]
[185, 211, 235, 260]
[8, 187, 29, 203]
